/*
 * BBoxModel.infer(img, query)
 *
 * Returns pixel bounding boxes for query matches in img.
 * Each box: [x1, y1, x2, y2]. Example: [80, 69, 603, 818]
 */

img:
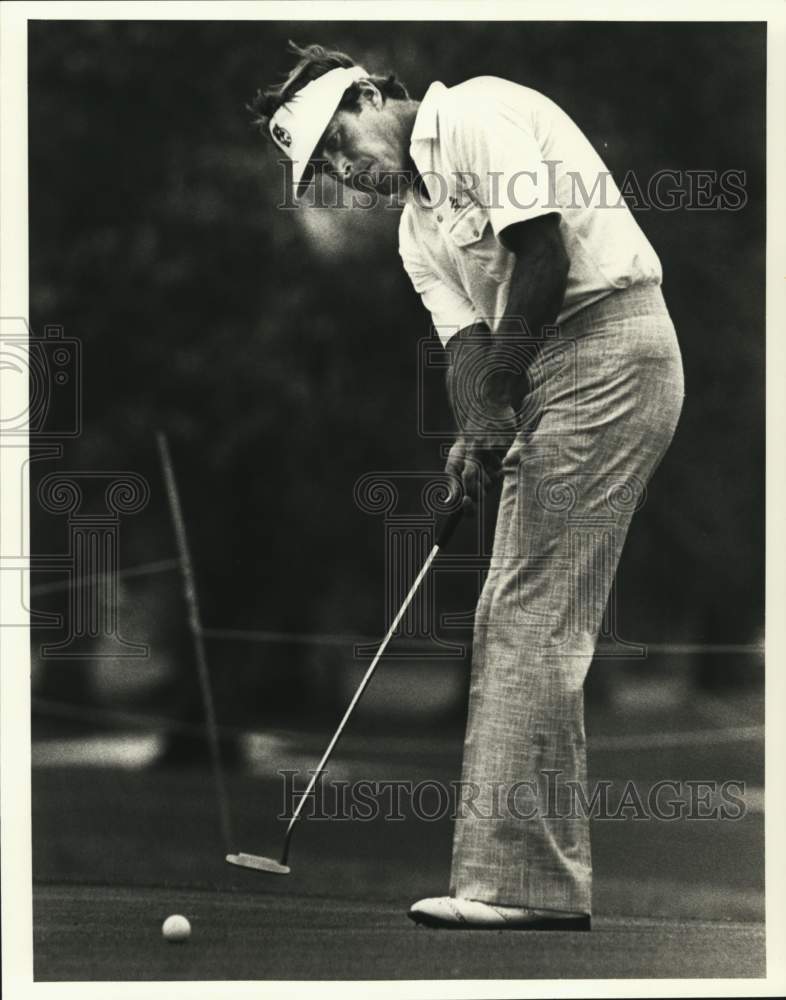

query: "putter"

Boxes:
[226, 504, 464, 875]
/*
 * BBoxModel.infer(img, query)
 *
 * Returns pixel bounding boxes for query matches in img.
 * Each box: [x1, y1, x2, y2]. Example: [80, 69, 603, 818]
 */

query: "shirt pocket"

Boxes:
[447, 204, 513, 283]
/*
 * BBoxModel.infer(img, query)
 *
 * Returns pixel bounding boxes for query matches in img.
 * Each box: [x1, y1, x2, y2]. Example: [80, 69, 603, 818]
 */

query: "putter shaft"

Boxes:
[230, 503, 463, 872]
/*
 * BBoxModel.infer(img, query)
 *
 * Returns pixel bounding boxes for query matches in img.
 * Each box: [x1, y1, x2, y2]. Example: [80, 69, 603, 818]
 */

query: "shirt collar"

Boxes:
[408, 81, 447, 206]
[410, 80, 446, 145]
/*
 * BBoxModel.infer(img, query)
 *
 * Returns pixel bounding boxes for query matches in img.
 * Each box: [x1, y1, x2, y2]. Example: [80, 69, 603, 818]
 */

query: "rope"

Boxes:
[29, 558, 180, 596]
[31, 698, 763, 755]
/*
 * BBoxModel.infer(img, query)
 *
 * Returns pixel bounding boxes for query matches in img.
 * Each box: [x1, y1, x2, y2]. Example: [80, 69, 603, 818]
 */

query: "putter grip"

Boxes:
[435, 506, 464, 549]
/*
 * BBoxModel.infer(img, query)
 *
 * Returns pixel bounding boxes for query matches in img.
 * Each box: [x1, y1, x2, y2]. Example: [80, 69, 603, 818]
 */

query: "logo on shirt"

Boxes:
[272, 123, 292, 148]
[449, 196, 461, 212]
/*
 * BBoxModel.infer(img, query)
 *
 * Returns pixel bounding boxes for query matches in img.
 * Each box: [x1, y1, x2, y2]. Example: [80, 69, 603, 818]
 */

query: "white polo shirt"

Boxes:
[398, 77, 662, 347]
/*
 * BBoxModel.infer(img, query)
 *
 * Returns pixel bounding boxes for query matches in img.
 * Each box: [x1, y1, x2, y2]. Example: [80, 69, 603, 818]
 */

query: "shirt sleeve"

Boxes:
[399, 228, 477, 348]
[441, 87, 557, 239]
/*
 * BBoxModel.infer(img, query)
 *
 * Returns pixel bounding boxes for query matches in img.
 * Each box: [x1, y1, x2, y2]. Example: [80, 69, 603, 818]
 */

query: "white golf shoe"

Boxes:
[407, 896, 591, 930]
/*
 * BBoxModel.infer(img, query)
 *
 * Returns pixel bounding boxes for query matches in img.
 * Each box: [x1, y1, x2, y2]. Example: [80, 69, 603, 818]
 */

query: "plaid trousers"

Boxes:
[449, 283, 684, 914]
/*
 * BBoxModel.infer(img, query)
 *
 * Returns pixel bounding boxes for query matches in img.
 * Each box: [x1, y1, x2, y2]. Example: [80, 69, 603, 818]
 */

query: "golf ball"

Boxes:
[162, 914, 191, 942]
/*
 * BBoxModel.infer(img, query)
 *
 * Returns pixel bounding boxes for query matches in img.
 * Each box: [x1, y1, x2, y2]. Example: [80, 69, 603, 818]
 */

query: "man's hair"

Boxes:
[247, 41, 410, 140]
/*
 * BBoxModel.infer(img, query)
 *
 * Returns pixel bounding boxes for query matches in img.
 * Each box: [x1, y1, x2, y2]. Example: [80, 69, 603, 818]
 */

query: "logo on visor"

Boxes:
[272, 123, 293, 148]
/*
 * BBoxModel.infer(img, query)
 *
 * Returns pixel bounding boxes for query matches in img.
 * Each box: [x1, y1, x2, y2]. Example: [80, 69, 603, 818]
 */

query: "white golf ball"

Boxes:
[162, 914, 191, 942]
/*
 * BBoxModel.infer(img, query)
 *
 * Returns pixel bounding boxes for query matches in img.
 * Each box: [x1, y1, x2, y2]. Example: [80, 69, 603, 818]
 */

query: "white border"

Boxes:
[2, 2, 785, 998]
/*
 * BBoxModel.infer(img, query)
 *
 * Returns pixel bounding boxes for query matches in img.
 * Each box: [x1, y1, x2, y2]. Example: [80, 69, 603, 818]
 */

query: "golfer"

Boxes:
[251, 42, 684, 929]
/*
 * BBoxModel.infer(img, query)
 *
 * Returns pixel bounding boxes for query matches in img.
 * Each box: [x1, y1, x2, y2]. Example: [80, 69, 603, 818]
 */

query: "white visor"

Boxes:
[269, 65, 369, 195]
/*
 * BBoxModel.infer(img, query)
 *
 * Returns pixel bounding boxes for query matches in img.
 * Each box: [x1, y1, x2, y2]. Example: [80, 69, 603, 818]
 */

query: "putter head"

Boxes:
[226, 852, 291, 875]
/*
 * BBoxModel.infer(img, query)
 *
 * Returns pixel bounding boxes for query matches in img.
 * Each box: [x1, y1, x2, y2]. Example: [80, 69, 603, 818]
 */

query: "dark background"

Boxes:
[27, 20, 765, 734]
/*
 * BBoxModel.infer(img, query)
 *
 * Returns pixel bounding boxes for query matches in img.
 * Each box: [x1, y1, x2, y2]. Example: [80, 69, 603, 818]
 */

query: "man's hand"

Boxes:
[442, 214, 569, 514]
[443, 324, 520, 514]
[445, 402, 518, 514]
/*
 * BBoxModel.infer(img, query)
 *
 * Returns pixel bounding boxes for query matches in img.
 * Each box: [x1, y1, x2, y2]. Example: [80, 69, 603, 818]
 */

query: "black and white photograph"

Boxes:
[1, 1, 784, 995]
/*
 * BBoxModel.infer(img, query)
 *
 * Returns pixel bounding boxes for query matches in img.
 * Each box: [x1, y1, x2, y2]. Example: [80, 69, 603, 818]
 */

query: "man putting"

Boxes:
[250, 42, 684, 929]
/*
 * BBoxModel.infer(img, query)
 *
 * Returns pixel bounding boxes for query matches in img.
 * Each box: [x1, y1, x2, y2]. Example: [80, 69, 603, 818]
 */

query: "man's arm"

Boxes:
[445, 213, 570, 511]
[499, 212, 570, 347]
